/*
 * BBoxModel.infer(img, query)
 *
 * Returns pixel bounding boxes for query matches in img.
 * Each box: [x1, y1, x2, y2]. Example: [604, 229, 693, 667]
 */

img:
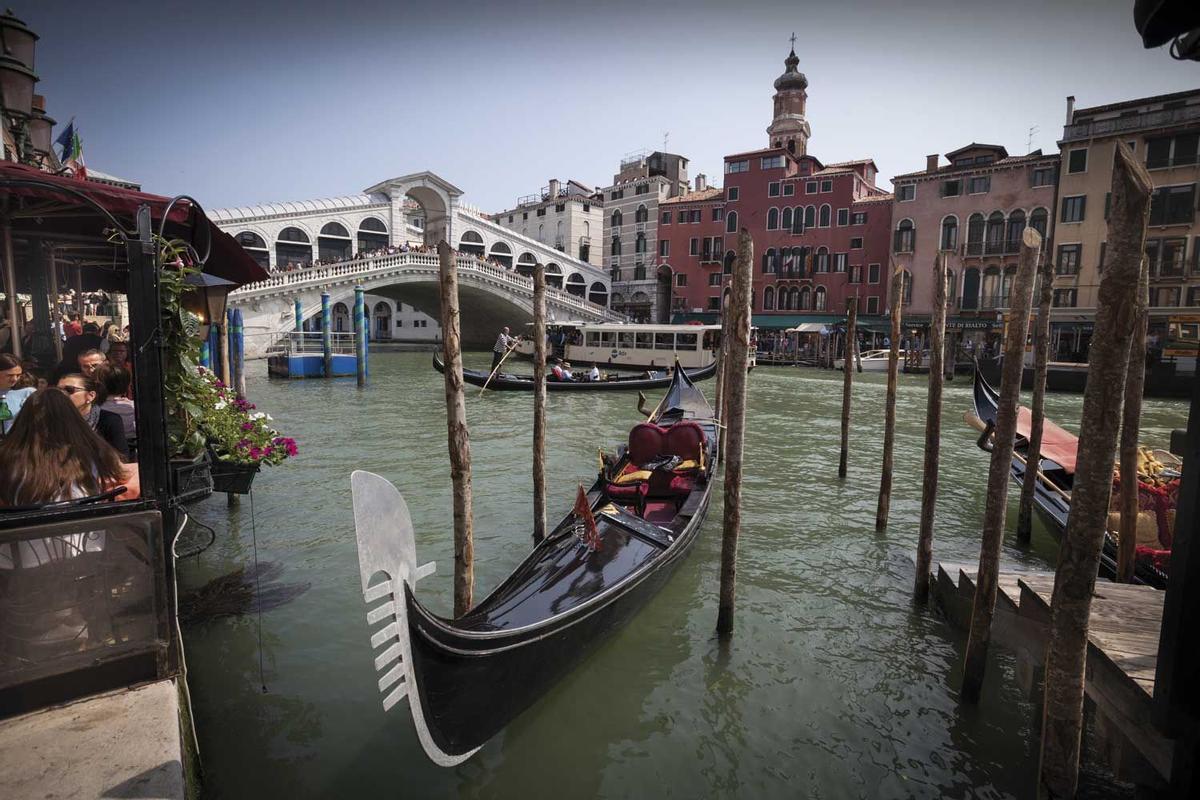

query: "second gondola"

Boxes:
[431, 353, 716, 391]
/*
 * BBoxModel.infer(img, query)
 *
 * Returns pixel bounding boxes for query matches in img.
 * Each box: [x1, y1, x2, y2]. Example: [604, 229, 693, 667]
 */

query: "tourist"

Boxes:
[0, 387, 137, 508]
[98, 365, 136, 441]
[588, 363, 600, 382]
[492, 326, 515, 372]
[560, 361, 574, 381]
[0, 354, 34, 437]
[65, 313, 83, 338]
[56, 373, 129, 461]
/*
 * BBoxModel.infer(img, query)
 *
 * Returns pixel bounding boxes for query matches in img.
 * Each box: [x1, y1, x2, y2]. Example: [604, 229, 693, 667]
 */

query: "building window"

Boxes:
[708, 273, 722, 287]
[940, 216, 958, 251]
[726, 160, 750, 174]
[819, 205, 831, 227]
[1053, 289, 1077, 308]
[611, 236, 621, 256]
[1067, 148, 1088, 174]
[762, 248, 776, 273]
[762, 156, 786, 169]
[898, 184, 916, 202]
[868, 263, 881, 284]
[677, 211, 686, 224]
[1032, 166, 1056, 187]
[894, 219, 915, 253]
[768, 182, 780, 197]
[968, 176, 991, 194]
[1146, 237, 1188, 277]
[867, 296, 880, 314]
[690, 237, 699, 256]
[1149, 184, 1196, 226]
[815, 247, 830, 273]
[1146, 133, 1199, 169]
[522, 212, 528, 220]
[635, 205, 648, 223]
[850, 236, 863, 250]
[635, 184, 649, 195]
[707, 296, 720, 310]
[676, 274, 687, 287]
[661, 211, 671, 225]
[852, 212, 867, 225]
[804, 206, 816, 228]
[820, 180, 832, 192]
[610, 189, 624, 200]
[1154, 287, 1182, 307]
[537, 208, 546, 217]
[763, 286, 775, 310]
[1060, 195, 1086, 223]
[941, 180, 962, 198]
[836, 208, 849, 226]
[1030, 207, 1049, 238]
[782, 183, 795, 196]
[635, 233, 647, 254]
[726, 211, 738, 234]
[1056, 244, 1081, 275]
[507, 215, 513, 223]
[814, 286, 827, 311]
[834, 253, 848, 272]
[806, 181, 818, 194]
[782, 207, 794, 231]
[767, 207, 780, 230]
[712, 207, 724, 221]
[849, 265, 863, 283]
[691, 209, 701, 223]
[659, 240, 670, 257]
[727, 187, 739, 201]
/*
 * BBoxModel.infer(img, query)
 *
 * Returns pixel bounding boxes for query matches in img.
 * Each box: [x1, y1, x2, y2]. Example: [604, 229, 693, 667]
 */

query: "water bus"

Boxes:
[514, 322, 752, 370]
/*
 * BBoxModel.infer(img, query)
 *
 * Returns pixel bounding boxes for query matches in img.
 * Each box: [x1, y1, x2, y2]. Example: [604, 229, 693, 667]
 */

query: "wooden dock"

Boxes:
[931, 562, 1172, 788]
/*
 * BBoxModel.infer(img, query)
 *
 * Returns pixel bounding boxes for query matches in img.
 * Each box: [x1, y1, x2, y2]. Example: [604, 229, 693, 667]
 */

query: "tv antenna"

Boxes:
[1026, 125, 1039, 154]
[663, 131, 670, 151]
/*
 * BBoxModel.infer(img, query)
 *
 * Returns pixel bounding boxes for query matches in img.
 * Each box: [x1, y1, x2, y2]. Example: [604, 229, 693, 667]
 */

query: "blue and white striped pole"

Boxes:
[321, 291, 332, 378]
[354, 285, 367, 387]
[294, 297, 303, 332]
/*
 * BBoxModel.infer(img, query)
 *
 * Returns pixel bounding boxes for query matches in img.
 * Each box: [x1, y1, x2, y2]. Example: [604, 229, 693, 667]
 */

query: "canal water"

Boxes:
[180, 352, 1187, 799]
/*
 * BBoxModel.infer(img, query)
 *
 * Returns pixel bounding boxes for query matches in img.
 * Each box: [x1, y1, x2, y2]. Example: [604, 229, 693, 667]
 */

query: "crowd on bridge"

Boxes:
[266, 244, 523, 278]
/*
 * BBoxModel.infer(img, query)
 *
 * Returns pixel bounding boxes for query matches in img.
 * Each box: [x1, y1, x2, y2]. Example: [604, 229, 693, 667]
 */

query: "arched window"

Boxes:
[611, 209, 623, 229]
[588, 282, 609, 306]
[816, 246, 830, 273]
[902, 270, 913, 304]
[782, 247, 794, 273]
[538, 224, 545, 242]
[982, 266, 1002, 307]
[819, 205, 831, 228]
[767, 207, 780, 230]
[966, 213, 986, 254]
[611, 235, 621, 256]
[357, 216, 388, 252]
[723, 250, 736, 273]
[459, 229, 485, 256]
[893, 219, 915, 253]
[940, 216, 958, 251]
[764, 286, 775, 310]
[804, 205, 816, 229]
[565, 272, 587, 297]
[516, 252, 537, 277]
[583, 220, 590, 238]
[545, 262, 563, 289]
[961, 267, 981, 310]
[791, 247, 804, 276]
[985, 211, 1005, 253]
[489, 241, 513, 269]
[635, 232, 647, 254]
[235, 231, 270, 268]
[726, 210, 738, 234]
[1006, 210, 1026, 251]
[276, 226, 312, 267]
[763, 248, 776, 273]
[332, 301, 351, 333]
[635, 204, 648, 223]
[799, 287, 811, 310]
[556, 220, 564, 245]
[1029, 207, 1049, 238]
[318, 222, 351, 261]
[814, 286, 827, 311]
[782, 207, 793, 231]
[373, 301, 392, 339]
[790, 287, 801, 309]
[945, 269, 957, 304]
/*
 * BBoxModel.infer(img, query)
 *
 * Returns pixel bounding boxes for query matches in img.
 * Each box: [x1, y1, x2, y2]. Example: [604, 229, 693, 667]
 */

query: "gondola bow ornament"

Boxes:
[572, 483, 602, 551]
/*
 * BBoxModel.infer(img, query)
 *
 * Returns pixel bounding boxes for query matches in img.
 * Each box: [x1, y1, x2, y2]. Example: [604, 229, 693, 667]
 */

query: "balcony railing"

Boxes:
[964, 241, 984, 257]
[1062, 104, 1200, 142]
[984, 241, 1007, 255]
[1055, 265, 1080, 276]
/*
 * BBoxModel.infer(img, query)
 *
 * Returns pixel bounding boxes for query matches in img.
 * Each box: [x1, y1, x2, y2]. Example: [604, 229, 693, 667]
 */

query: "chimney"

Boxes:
[695, 173, 707, 192]
[926, 154, 939, 173]
[548, 178, 560, 199]
[1065, 95, 1075, 125]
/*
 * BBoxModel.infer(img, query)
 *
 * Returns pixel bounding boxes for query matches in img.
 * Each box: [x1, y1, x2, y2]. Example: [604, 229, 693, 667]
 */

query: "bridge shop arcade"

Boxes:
[0, 162, 266, 719]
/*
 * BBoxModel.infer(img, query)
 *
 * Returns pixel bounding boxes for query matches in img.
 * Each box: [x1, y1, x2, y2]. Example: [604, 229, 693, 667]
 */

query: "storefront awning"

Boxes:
[787, 322, 827, 334]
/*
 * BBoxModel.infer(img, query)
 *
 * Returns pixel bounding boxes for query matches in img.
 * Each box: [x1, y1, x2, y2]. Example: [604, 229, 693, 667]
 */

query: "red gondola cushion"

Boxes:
[664, 421, 706, 462]
[628, 423, 666, 466]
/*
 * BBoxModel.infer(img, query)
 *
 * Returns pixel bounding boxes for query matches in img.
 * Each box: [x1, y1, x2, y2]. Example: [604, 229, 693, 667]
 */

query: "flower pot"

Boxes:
[209, 458, 260, 495]
[170, 451, 213, 504]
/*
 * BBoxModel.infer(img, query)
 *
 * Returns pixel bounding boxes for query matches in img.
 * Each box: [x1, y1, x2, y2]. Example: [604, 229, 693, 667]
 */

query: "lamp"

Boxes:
[0, 52, 35, 118]
[0, 10, 38, 71]
[183, 272, 236, 340]
[27, 94, 53, 157]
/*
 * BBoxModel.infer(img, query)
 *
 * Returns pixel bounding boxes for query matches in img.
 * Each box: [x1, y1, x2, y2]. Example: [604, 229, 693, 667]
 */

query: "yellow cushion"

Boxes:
[613, 469, 652, 485]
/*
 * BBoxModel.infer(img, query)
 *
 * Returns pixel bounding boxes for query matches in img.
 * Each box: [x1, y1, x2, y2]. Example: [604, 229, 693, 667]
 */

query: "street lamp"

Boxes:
[183, 272, 236, 341]
[0, 10, 39, 165]
[27, 94, 53, 162]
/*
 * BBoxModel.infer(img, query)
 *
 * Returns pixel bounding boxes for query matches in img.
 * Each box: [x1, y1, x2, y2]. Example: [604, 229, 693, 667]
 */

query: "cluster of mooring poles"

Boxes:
[295, 287, 368, 382]
[892, 144, 1158, 797]
[199, 307, 246, 394]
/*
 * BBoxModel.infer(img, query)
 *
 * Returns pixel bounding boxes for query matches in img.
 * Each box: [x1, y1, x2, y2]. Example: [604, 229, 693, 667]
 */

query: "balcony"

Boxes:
[1062, 104, 1200, 143]
[985, 240, 1006, 256]
[979, 293, 1011, 310]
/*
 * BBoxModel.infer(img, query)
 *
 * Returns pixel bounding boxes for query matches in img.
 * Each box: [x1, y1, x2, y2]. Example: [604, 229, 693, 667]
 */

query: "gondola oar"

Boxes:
[478, 339, 522, 396]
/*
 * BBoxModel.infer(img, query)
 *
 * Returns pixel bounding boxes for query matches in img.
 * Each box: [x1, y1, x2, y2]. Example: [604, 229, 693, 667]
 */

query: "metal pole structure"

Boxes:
[1117, 260, 1149, 582]
[1038, 142, 1151, 800]
[294, 297, 303, 332]
[875, 262, 904, 531]
[532, 263, 548, 544]
[354, 285, 366, 388]
[1017, 247, 1055, 542]
[47, 249, 62, 362]
[321, 290, 332, 379]
[838, 296, 857, 479]
[220, 308, 232, 389]
[914, 252, 948, 602]
[961, 227, 1042, 703]
[437, 241, 475, 616]
[2, 220, 21, 359]
[233, 308, 247, 398]
[207, 322, 220, 378]
[361, 290, 369, 381]
[716, 228, 753, 637]
[73, 264, 83, 316]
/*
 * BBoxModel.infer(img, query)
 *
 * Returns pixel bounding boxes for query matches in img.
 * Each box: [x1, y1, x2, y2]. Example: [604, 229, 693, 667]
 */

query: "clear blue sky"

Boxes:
[29, 0, 1197, 212]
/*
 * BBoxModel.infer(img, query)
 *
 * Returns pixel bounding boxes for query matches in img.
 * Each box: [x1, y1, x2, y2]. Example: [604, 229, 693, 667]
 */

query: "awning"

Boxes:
[0, 162, 268, 287]
[787, 322, 827, 334]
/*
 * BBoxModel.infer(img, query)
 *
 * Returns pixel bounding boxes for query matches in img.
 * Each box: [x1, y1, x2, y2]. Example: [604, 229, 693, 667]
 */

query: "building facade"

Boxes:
[491, 178, 604, 268]
[602, 151, 690, 322]
[1053, 90, 1200, 360]
[890, 143, 1059, 344]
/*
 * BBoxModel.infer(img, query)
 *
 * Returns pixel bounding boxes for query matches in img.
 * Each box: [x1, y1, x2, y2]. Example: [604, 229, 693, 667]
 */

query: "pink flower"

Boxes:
[241, 421, 255, 431]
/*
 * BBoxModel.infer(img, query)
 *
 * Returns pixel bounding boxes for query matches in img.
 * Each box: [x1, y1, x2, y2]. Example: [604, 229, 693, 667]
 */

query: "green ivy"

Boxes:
[156, 237, 208, 457]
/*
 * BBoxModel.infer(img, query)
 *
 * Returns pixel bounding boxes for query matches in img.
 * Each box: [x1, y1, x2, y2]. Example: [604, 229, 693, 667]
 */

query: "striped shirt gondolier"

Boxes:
[493, 332, 513, 353]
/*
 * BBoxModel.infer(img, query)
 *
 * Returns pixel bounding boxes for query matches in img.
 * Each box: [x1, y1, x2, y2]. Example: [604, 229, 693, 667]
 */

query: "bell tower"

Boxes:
[767, 37, 810, 156]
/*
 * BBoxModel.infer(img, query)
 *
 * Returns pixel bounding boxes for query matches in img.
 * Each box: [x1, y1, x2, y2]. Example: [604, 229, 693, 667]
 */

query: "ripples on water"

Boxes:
[180, 353, 1186, 799]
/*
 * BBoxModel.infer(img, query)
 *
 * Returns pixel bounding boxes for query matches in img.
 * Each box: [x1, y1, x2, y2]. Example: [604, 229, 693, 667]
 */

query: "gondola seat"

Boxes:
[642, 501, 678, 525]
[607, 421, 708, 502]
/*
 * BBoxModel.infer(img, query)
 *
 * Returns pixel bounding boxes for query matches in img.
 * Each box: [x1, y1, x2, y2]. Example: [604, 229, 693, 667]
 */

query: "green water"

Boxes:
[179, 352, 1187, 799]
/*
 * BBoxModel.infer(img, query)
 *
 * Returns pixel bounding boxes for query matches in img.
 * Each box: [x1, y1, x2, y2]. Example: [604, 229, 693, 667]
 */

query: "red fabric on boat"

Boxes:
[628, 423, 665, 466]
[664, 421, 706, 461]
[1016, 406, 1078, 474]
[642, 501, 676, 525]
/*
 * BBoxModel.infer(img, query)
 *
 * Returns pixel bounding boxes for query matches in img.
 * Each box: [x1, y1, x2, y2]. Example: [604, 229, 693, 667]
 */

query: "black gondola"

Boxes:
[431, 353, 717, 392]
[969, 369, 1168, 588]
[352, 364, 718, 764]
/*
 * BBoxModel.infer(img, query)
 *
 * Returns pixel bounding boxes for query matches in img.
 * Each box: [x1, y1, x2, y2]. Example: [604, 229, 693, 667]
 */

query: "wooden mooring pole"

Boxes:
[914, 252, 948, 602]
[1038, 145, 1151, 799]
[437, 240, 475, 616]
[1117, 259, 1149, 582]
[838, 296, 857, 479]
[716, 229, 753, 637]
[875, 262, 904, 531]
[1017, 247, 1054, 542]
[961, 227, 1041, 703]
[532, 263, 548, 544]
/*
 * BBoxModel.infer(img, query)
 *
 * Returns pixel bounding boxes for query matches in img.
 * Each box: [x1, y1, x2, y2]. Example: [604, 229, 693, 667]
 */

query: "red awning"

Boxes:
[0, 162, 268, 286]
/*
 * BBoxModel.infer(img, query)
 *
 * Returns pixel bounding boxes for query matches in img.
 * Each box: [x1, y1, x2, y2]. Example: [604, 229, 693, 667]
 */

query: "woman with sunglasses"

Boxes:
[55, 372, 129, 461]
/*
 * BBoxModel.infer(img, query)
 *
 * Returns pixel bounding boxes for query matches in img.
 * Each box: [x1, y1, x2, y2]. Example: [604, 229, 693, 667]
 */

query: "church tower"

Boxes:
[766, 42, 810, 156]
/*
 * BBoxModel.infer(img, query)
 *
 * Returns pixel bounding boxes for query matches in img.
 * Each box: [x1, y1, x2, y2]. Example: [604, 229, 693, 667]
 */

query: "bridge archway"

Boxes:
[588, 281, 608, 307]
[358, 217, 388, 252]
[459, 229, 485, 257]
[319, 222, 352, 261]
[373, 301, 392, 339]
[565, 272, 586, 297]
[489, 241, 513, 269]
[545, 262, 563, 289]
[332, 302, 351, 333]
[277, 226, 312, 268]
[515, 252, 536, 277]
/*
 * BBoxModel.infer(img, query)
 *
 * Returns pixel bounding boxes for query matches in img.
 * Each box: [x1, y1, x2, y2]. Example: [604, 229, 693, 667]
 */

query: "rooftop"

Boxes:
[661, 187, 725, 205]
[892, 151, 1057, 181]
[1072, 88, 1200, 117]
[211, 194, 386, 222]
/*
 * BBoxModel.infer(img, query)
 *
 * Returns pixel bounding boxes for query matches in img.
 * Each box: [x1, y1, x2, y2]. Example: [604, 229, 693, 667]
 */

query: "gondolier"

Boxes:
[492, 327, 515, 372]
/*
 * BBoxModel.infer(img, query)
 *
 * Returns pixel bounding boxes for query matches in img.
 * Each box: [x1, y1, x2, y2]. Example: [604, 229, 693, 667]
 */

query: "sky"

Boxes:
[25, 0, 1199, 213]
